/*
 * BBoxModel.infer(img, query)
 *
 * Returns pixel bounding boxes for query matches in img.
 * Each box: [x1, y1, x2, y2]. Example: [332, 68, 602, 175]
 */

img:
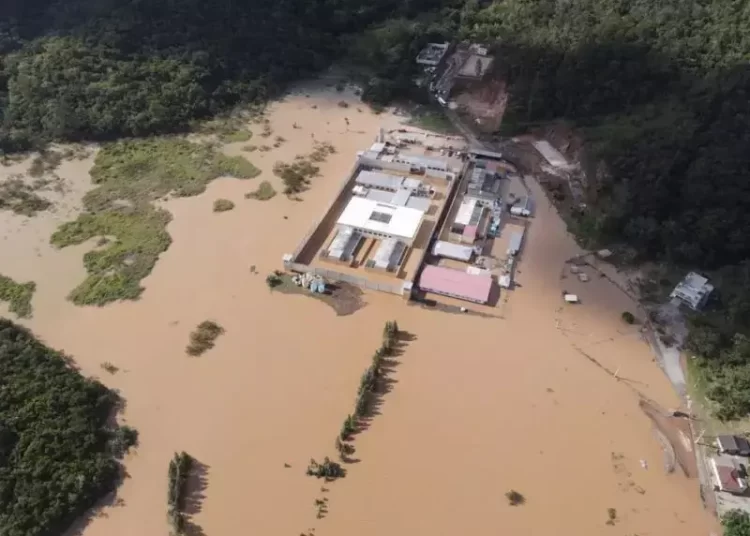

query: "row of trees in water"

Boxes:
[167, 451, 194, 535]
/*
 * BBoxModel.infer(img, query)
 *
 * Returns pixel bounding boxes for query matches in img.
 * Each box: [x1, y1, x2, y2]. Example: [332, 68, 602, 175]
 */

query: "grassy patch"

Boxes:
[222, 130, 252, 143]
[192, 110, 260, 143]
[685, 356, 750, 435]
[274, 142, 335, 195]
[408, 108, 458, 135]
[28, 150, 63, 177]
[0, 179, 52, 216]
[245, 180, 276, 201]
[51, 137, 259, 305]
[213, 198, 235, 212]
[0, 274, 36, 318]
[186, 320, 224, 356]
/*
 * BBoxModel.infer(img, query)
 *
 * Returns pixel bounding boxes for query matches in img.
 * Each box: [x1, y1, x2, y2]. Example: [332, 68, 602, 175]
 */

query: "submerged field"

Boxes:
[0, 81, 717, 536]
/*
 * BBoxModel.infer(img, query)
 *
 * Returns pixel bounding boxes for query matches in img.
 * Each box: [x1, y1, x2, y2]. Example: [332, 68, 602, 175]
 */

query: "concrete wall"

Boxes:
[283, 261, 406, 296]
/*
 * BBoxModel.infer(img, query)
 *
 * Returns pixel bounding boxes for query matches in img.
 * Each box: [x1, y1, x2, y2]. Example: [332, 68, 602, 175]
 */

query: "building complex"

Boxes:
[284, 136, 530, 309]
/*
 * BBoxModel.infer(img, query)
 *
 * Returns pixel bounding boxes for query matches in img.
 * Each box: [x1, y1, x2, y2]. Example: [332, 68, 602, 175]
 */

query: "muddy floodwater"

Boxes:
[0, 80, 718, 536]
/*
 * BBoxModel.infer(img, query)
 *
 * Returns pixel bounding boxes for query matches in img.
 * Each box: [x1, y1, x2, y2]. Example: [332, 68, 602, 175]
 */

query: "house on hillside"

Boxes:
[711, 456, 748, 495]
[717, 435, 750, 457]
[670, 272, 714, 311]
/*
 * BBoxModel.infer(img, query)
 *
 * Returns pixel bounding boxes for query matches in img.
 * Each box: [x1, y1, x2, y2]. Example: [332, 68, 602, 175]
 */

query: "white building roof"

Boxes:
[355, 170, 417, 191]
[337, 197, 424, 241]
[327, 227, 361, 261]
[393, 154, 450, 171]
[372, 238, 407, 270]
[370, 142, 386, 154]
[670, 271, 714, 310]
[508, 230, 524, 255]
[432, 240, 473, 262]
[391, 188, 412, 207]
[405, 196, 431, 211]
[455, 198, 479, 226]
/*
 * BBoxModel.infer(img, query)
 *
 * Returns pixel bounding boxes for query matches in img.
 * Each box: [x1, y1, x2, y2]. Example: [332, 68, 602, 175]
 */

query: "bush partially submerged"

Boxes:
[0, 179, 52, 216]
[245, 180, 276, 201]
[0, 274, 36, 318]
[306, 457, 346, 480]
[266, 272, 282, 289]
[187, 320, 224, 356]
[213, 198, 235, 212]
[506, 490, 525, 506]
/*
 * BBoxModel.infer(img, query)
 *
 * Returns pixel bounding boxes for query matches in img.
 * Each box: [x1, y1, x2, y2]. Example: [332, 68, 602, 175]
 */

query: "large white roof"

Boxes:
[337, 197, 424, 240]
[455, 198, 478, 226]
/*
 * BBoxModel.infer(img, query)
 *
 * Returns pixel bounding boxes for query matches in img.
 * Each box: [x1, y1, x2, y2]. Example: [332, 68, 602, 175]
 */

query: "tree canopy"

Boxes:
[0, 319, 134, 536]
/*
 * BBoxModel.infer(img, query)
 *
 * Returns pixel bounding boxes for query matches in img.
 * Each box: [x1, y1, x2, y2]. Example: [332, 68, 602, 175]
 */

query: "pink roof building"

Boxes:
[418, 265, 493, 304]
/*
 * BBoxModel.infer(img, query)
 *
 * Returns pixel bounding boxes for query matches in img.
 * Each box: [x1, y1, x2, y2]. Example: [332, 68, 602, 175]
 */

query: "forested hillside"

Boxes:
[0, 0, 449, 150]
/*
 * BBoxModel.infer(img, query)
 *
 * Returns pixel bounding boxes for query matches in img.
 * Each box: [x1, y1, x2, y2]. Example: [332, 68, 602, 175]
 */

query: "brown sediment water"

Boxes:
[0, 81, 717, 536]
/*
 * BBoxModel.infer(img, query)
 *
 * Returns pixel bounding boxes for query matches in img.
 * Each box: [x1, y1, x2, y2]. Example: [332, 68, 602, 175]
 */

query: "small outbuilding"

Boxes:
[418, 265, 493, 304]
[717, 435, 750, 457]
[711, 455, 748, 495]
[432, 240, 474, 262]
[670, 272, 714, 311]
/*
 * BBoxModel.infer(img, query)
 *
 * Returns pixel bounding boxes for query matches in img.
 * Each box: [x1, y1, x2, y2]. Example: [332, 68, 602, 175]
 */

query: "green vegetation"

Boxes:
[266, 272, 283, 289]
[505, 490, 525, 506]
[213, 199, 235, 212]
[186, 320, 224, 356]
[167, 451, 194, 535]
[724, 510, 750, 536]
[408, 108, 458, 134]
[0, 274, 36, 318]
[101, 361, 119, 374]
[340, 414, 356, 441]
[50, 138, 259, 305]
[621, 311, 635, 325]
[0, 179, 52, 216]
[309, 141, 336, 162]
[245, 181, 277, 201]
[274, 142, 335, 196]
[333, 321, 400, 460]
[0, 319, 135, 536]
[110, 425, 139, 458]
[306, 457, 346, 480]
[274, 159, 319, 195]
[28, 151, 63, 178]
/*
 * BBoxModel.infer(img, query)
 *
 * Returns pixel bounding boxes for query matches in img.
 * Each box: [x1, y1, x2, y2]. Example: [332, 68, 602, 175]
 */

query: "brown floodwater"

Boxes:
[0, 81, 717, 536]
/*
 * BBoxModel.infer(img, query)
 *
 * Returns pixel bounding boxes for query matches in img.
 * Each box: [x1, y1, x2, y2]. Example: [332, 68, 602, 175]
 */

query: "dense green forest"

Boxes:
[2, 0, 750, 416]
[0, 0, 450, 150]
[0, 319, 135, 536]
